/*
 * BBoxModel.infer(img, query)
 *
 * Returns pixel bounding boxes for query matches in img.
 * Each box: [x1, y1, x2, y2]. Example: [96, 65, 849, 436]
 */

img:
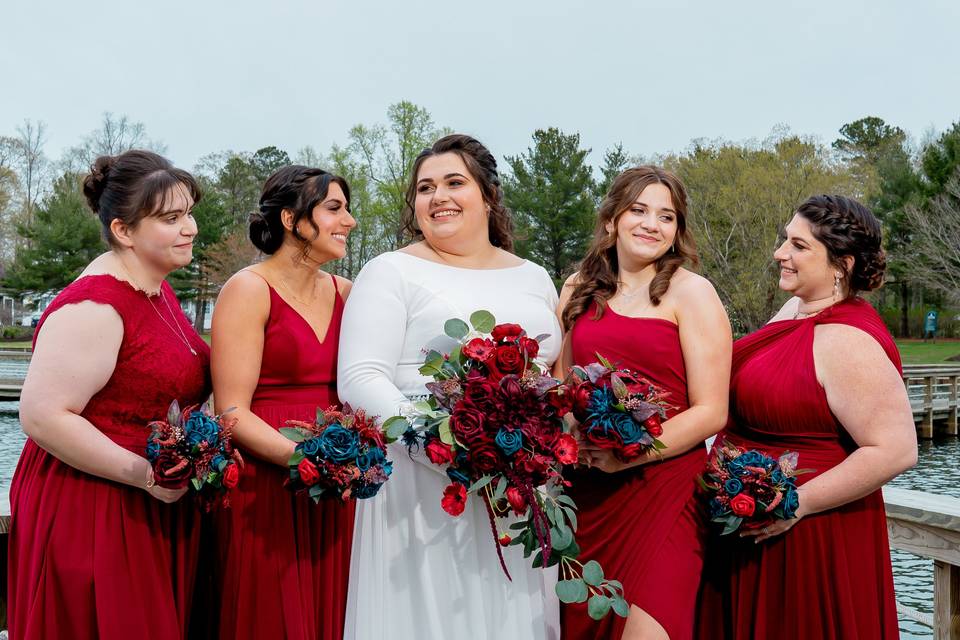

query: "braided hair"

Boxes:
[401, 134, 514, 251]
[795, 195, 886, 295]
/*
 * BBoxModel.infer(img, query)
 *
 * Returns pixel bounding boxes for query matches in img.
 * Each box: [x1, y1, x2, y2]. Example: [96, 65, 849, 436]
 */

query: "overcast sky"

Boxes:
[3, 0, 958, 171]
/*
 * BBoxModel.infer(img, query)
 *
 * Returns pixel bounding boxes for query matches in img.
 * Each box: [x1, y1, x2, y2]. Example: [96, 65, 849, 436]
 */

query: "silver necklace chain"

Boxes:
[119, 259, 198, 357]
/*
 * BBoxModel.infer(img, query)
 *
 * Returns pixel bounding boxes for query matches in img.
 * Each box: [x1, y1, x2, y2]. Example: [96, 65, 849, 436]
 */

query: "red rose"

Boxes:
[441, 483, 468, 516]
[154, 451, 194, 489]
[730, 493, 756, 517]
[494, 345, 524, 374]
[506, 486, 527, 515]
[222, 463, 240, 489]
[470, 443, 501, 473]
[450, 406, 486, 444]
[617, 442, 644, 462]
[492, 323, 524, 342]
[553, 433, 579, 465]
[297, 459, 322, 486]
[463, 337, 497, 361]
[464, 376, 497, 409]
[425, 438, 455, 465]
[518, 337, 540, 359]
[644, 414, 663, 438]
[585, 425, 623, 450]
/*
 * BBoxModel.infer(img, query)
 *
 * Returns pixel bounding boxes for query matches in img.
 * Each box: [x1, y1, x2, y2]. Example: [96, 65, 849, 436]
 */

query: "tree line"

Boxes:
[1, 104, 958, 336]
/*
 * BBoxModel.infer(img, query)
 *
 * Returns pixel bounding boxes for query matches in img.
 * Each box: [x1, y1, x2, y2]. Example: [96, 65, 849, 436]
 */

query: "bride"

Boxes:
[338, 134, 561, 639]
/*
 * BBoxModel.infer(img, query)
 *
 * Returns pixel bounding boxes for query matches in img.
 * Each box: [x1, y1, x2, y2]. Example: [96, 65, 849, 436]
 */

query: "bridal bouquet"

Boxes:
[146, 400, 242, 510]
[698, 438, 808, 535]
[552, 355, 670, 463]
[281, 405, 393, 502]
[383, 311, 628, 620]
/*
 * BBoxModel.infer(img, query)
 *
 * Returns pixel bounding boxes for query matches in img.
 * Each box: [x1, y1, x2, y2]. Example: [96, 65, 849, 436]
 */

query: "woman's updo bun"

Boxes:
[250, 165, 351, 256]
[80, 150, 201, 246]
[795, 194, 887, 296]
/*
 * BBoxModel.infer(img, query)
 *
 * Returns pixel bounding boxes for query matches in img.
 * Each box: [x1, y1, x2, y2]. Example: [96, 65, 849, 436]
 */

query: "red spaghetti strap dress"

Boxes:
[562, 304, 707, 639]
[8, 275, 211, 639]
[696, 297, 900, 639]
[215, 275, 355, 640]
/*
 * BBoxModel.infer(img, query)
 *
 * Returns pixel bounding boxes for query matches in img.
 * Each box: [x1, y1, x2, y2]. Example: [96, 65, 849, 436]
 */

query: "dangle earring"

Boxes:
[833, 273, 842, 300]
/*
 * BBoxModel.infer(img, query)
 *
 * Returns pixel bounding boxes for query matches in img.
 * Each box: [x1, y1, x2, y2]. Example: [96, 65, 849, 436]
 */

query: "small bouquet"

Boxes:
[146, 400, 242, 509]
[384, 311, 628, 621]
[281, 405, 393, 502]
[552, 355, 670, 463]
[698, 439, 809, 535]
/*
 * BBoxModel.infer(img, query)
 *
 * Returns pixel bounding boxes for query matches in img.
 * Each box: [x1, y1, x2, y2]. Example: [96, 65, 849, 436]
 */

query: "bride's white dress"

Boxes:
[337, 251, 562, 640]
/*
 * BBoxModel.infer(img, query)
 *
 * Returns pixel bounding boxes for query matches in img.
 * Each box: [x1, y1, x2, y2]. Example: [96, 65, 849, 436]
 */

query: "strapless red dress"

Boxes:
[561, 305, 707, 639]
[696, 298, 900, 639]
[215, 276, 355, 640]
[8, 275, 211, 639]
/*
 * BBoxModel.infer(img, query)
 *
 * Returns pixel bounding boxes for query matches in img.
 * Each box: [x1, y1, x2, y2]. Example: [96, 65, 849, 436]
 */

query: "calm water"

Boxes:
[0, 408, 956, 638]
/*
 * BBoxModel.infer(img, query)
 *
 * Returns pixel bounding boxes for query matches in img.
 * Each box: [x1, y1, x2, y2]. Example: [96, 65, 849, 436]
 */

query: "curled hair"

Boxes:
[250, 165, 351, 255]
[562, 166, 699, 331]
[401, 134, 514, 251]
[795, 194, 886, 295]
[82, 150, 201, 247]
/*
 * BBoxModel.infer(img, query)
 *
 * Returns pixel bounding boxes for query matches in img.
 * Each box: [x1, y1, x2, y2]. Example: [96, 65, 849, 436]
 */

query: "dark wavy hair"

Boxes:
[249, 165, 351, 256]
[82, 150, 201, 247]
[794, 194, 886, 296]
[562, 166, 699, 331]
[401, 134, 514, 251]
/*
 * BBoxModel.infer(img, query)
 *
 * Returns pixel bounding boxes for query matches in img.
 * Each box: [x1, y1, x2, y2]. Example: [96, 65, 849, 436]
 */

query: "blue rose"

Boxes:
[353, 483, 384, 499]
[613, 413, 642, 444]
[319, 425, 360, 463]
[738, 450, 774, 470]
[724, 478, 743, 495]
[588, 387, 615, 416]
[146, 440, 160, 462]
[185, 412, 219, 447]
[211, 454, 226, 471]
[495, 428, 523, 456]
[357, 446, 387, 472]
[770, 469, 785, 485]
[709, 497, 728, 519]
[302, 436, 323, 457]
[781, 487, 800, 519]
[447, 466, 470, 486]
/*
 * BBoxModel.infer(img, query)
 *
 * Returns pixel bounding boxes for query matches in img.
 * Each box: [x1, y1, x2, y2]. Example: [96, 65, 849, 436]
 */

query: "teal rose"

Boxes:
[319, 425, 360, 463]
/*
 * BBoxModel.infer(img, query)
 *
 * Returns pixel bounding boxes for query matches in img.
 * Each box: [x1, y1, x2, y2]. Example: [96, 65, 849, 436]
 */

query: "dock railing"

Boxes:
[903, 365, 960, 439]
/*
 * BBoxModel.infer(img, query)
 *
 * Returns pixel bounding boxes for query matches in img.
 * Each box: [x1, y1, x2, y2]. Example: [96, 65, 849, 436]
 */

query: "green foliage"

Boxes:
[503, 128, 596, 284]
[920, 122, 960, 195]
[595, 142, 630, 201]
[4, 173, 103, 293]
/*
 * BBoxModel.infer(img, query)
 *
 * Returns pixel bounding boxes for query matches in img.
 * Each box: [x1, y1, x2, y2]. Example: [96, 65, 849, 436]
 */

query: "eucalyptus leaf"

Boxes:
[444, 318, 470, 340]
[556, 494, 577, 509]
[438, 416, 454, 445]
[587, 594, 612, 620]
[492, 476, 508, 502]
[191, 477, 203, 491]
[556, 579, 589, 604]
[288, 450, 305, 465]
[468, 474, 495, 493]
[582, 560, 604, 586]
[279, 427, 306, 443]
[721, 517, 743, 536]
[551, 525, 573, 550]
[469, 310, 495, 333]
[383, 416, 410, 442]
[611, 595, 630, 617]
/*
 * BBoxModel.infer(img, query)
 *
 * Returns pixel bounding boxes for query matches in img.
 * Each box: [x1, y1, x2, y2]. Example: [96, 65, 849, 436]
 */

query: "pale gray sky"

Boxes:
[3, 0, 958, 169]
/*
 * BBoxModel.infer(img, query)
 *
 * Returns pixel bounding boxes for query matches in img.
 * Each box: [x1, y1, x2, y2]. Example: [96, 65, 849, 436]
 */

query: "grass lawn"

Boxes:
[896, 339, 960, 364]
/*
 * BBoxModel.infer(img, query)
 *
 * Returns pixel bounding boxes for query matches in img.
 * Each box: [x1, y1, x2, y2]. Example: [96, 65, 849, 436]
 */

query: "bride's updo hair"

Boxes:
[795, 195, 886, 296]
[401, 134, 514, 251]
[82, 150, 201, 246]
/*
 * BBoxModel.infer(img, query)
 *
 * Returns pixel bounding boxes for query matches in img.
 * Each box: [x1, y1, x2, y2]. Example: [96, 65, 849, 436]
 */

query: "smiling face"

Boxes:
[606, 183, 678, 268]
[773, 214, 841, 301]
[295, 181, 355, 262]
[125, 182, 198, 273]
[413, 152, 490, 250]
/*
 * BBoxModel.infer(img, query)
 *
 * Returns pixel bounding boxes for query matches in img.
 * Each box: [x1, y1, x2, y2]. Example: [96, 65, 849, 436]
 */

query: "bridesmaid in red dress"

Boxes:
[211, 165, 357, 639]
[8, 150, 210, 639]
[558, 166, 732, 640]
[696, 195, 917, 639]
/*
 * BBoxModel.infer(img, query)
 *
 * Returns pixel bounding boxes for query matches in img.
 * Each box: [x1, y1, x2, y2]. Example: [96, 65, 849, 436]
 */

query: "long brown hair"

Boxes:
[562, 166, 698, 331]
[401, 134, 514, 251]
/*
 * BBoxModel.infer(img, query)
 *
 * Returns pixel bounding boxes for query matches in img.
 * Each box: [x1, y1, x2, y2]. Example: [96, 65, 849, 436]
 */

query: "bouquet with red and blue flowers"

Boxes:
[552, 355, 670, 463]
[146, 400, 242, 510]
[698, 438, 808, 535]
[383, 310, 628, 621]
[282, 405, 393, 502]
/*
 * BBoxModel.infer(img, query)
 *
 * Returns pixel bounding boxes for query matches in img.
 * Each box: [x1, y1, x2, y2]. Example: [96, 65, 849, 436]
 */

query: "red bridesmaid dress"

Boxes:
[696, 297, 900, 639]
[562, 305, 707, 640]
[215, 275, 355, 640]
[8, 275, 211, 639]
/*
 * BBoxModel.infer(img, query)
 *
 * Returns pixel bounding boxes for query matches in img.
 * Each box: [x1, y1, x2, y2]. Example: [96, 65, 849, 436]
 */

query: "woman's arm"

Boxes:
[211, 271, 295, 467]
[747, 323, 917, 542]
[19, 302, 184, 502]
[588, 274, 732, 471]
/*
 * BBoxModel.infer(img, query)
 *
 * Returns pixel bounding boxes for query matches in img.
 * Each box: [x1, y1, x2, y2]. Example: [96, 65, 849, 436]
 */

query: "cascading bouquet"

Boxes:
[281, 405, 393, 502]
[698, 438, 809, 535]
[552, 354, 670, 463]
[146, 400, 242, 510]
[383, 310, 628, 621]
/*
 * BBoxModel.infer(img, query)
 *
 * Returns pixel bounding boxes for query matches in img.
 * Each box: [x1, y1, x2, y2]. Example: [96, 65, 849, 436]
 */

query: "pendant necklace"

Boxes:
[119, 259, 198, 356]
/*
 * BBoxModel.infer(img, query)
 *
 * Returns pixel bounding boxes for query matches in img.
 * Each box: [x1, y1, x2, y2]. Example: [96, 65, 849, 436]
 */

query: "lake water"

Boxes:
[0, 405, 955, 638]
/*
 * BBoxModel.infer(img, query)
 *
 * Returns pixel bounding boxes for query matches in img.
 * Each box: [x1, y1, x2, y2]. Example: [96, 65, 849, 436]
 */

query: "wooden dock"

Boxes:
[904, 365, 960, 439]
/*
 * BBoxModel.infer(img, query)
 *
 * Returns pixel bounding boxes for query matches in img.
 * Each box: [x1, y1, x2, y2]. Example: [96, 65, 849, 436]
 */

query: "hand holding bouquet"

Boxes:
[146, 400, 242, 509]
[698, 438, 809, 535]
[281, 405, 393, 502]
